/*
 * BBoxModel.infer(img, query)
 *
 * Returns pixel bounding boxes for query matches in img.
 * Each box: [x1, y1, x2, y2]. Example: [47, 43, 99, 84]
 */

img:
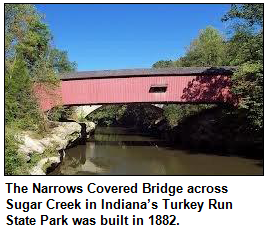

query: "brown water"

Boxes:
[50, 126, 263, 175]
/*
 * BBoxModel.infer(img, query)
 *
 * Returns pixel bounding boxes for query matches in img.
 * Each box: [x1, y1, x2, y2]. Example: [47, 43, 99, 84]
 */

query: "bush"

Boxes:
[163, 104, 215, 127]
[5, 128, 27, 175]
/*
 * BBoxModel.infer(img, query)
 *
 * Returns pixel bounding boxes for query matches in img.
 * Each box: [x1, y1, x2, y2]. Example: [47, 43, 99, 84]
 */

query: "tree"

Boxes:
[5, 4, 78, 174]
[152, 27, 227, 69]
[49, 48, 77, 73]
[5, 5, 51, 68]
[222, 4, 263, 27]
[5, 4, 51, 129]
[5, 4, 77, 130]
[222, 4, 263, 131]
[178, 26, 228, 67]
[152, 60, 175, 69]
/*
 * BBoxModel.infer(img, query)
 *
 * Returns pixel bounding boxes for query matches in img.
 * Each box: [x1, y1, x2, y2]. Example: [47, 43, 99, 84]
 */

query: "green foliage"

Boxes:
[48, 106, 74, 121]
[152, 60, 176, 69]
[152, 26, 228, 69]
[5, 4, 77, 126]
[231, 62, 263, 130]
[223, 4, 263, 131]
[226, 29, 262, 66]
[5, 4, 39, 57]
[5, 4, 77, 175]
[5, 4, 52, 131]
[118, 104, 162, 128]
[88, 105, 127, 126]
[76, 111, 88, 122]
[222, 4, 263, 27]
[49, 48, 77, 73]
[178, 26, 227, 67]
[16, 21, 51, 68]
[87, 104, 162, 129]
[5, 55, 42, 130]
[164, 104, 215, 127]
[5, 128, 26, 175]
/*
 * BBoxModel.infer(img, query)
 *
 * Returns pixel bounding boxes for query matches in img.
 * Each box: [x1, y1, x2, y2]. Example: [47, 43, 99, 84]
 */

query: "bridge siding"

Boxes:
[61, 76, 195, 104]
[35, 75, 232, 111]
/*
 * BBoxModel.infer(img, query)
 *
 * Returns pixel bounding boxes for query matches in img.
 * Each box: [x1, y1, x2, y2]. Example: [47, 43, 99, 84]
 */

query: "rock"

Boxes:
[16, 121, 97, 175]
[17, 122, 81, 156]
[17, 122, 82, 175]
[84, 121, 96, 135]
[18, 134, 45, 154]
[30, 156, 61, 175]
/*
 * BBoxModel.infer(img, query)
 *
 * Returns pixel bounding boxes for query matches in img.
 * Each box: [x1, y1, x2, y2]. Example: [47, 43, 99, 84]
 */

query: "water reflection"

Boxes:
[50, 127, 263, 175]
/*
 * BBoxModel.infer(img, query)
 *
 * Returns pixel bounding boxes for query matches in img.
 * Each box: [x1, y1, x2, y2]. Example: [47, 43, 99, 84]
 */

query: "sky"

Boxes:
[36, 4, 231, 71]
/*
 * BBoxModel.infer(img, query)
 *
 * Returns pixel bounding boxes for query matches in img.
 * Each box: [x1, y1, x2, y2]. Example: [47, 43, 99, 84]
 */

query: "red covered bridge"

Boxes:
[35, 67, 236, 112]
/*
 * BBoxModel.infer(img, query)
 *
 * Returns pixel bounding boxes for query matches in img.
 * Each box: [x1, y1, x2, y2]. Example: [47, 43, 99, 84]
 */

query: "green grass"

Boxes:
[5, 125, 59, 175]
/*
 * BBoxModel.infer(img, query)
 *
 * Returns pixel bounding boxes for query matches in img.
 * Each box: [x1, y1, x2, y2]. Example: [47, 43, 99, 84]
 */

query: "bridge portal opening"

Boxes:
[149, 84, 168, 93]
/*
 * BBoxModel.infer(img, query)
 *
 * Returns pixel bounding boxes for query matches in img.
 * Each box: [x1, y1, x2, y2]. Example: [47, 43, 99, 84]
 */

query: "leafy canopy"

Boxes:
[5, 4, 77, 174]
[222, 4, 263, 131]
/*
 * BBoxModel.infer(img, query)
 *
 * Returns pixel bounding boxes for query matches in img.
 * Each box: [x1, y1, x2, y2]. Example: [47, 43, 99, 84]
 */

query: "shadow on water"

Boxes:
[91, 140, 166, 146]
[162, 144, 263, 161]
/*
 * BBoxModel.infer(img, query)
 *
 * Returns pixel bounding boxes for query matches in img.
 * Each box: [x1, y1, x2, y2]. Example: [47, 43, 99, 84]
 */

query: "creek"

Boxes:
[50, 126, 263, 175]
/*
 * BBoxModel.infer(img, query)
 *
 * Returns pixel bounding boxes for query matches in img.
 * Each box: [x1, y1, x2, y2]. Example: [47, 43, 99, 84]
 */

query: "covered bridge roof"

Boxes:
[60, 66, 236, 80]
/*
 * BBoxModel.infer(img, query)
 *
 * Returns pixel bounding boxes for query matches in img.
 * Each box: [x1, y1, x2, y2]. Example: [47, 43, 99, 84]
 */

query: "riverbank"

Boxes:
[148, 107, 263, 160]
[8, 121, 95, 175]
